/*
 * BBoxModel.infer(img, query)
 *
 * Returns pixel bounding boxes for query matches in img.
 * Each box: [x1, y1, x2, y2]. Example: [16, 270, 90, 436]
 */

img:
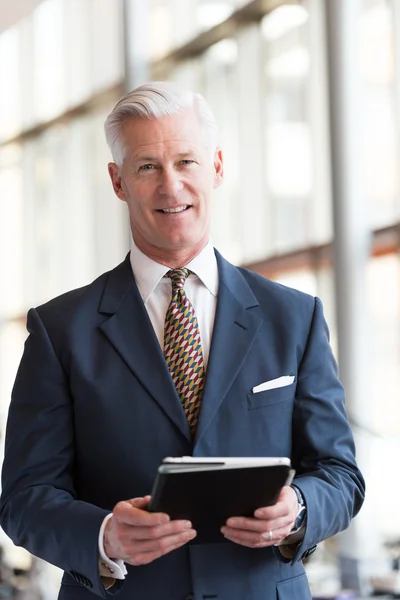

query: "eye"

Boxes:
[179, 159, 195, 166]
[139, 164, 156, 171]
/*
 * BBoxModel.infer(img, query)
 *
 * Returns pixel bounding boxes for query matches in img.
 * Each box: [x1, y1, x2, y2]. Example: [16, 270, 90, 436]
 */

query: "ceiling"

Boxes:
[0, 0, 44, 34]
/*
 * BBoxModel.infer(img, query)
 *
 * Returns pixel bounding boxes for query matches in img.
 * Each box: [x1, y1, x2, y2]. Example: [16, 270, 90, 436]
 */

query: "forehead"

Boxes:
[121, 108, 210, 158]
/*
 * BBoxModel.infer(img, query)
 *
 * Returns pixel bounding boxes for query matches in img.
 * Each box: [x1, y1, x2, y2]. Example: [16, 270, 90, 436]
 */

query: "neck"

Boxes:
[133, 240, 209, 268]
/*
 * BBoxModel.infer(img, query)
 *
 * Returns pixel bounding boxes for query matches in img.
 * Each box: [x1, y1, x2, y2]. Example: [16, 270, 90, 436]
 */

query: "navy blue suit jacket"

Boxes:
[0, 250, 365, 600]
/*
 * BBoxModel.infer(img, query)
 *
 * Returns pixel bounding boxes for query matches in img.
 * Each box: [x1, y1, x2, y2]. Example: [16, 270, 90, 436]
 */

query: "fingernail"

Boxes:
[159, 514, 170, 524]
[183, 521, 192, 529]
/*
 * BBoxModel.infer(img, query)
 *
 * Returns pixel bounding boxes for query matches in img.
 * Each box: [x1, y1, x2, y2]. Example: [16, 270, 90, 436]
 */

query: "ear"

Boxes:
[108, 162, 126, 201]
[213, 148, 224, 189]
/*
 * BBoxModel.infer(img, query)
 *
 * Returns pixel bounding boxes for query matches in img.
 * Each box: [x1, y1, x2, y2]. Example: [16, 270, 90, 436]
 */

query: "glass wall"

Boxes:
[360, 0, 400, 227]
[0, 0, 128, 589]
[149, 0, 248, 60]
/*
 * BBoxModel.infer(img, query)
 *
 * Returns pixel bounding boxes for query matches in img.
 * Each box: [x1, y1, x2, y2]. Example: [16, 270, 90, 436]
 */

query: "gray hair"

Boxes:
[104, 81, 219, 165]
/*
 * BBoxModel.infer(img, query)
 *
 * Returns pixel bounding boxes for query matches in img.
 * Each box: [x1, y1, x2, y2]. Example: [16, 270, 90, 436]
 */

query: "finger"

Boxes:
[221, 526, 274, 548]
[135, 528, 197, 554]
[254, 486, 297, 520]
[127, 529, 197, 565]
[128, 519, 193, 541]
[129, 496, 171, 524]
[226, 515, 292, 533]
[129, 496, 151, 509]
[270, 525, 295, 544]
[113, 499, 170, 527]
[226, 516, 270, 532]
[223, 527, 293, 548]
[253, 503, 287, 520]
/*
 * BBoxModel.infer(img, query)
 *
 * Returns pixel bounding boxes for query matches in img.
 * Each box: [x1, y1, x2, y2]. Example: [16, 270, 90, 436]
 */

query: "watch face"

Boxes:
[291, 484, 305, 506]
[291, 485, 306, 529]
[296, 505, 306, 528]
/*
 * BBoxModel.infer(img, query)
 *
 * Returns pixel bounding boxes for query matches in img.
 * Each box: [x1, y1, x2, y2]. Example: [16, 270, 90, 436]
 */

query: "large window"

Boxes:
[0, 28, 21, 140]
[262, 1, 332, 252]
[360, 0, 400, 227]
[0, 0, 126, 589]
[149, 0, 247, 60]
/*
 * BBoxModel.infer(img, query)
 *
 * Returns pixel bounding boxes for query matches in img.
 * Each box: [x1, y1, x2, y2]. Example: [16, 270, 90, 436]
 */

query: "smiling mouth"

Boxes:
[159, 206, 191, 213]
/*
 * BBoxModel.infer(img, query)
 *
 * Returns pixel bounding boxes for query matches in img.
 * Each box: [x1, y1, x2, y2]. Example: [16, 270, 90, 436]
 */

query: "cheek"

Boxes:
[125, 182, 153, 208]
[189, 174, 214, 197]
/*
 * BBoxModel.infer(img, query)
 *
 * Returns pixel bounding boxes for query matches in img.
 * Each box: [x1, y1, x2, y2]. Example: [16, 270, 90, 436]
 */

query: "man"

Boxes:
[0, 81, 364, 600]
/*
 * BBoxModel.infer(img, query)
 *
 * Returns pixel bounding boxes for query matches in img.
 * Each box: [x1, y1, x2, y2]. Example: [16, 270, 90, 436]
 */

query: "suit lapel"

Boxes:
[98, 255, 191, 441]
[194, 251, 264, 444]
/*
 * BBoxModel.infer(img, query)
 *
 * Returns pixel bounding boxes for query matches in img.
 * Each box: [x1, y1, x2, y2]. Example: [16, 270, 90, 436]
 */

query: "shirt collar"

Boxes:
[130, 240, 218, 303]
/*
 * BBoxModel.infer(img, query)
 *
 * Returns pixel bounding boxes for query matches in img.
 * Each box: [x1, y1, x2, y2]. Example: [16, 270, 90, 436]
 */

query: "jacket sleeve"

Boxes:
[288, 297, 365, 563]
[0, 308, 122, 598]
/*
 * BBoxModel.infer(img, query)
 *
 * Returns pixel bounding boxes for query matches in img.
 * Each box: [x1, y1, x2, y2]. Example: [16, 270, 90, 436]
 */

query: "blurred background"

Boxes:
[0, 0, 399, 598]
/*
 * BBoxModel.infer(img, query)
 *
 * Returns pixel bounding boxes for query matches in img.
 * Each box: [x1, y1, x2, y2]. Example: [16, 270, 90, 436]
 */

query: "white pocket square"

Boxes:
[252, 375, 295, 394]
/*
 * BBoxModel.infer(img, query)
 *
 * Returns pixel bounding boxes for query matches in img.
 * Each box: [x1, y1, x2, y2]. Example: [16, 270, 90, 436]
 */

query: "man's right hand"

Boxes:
[103, 496, 197, 566]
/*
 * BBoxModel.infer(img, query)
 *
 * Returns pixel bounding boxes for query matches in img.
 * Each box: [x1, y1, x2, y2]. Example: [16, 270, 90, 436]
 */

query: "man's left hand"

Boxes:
[220, 485, 299, 548]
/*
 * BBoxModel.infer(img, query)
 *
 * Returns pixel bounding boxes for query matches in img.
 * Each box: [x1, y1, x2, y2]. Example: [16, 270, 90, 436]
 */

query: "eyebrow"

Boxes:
[133, 151, 198, 163]
[132, 155, 157, 162]
[176, 152, 196, 159]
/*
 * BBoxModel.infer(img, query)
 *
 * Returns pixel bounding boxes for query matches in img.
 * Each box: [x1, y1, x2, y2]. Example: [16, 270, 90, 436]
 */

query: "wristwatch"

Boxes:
[291, 484, 306, 531]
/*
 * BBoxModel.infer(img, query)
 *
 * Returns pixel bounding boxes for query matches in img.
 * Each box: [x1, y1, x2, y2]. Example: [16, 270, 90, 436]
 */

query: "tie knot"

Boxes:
[165, 268, 191, 292]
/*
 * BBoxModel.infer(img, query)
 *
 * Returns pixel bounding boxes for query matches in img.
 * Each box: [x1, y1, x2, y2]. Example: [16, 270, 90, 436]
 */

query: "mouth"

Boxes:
[158, 205, 191, 214]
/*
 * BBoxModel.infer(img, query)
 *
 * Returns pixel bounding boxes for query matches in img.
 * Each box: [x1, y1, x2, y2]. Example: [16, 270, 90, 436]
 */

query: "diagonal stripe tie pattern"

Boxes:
[164, 268, 205, 436]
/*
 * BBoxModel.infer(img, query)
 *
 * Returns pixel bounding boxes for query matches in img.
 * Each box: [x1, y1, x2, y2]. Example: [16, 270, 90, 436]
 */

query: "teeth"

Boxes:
[162, 206, 188, 213]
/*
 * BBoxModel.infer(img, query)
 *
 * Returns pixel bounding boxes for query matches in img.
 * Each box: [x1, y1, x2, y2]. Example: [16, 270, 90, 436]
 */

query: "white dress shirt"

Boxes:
[129, 239, 218, 366]
[99, 240, 219, 581]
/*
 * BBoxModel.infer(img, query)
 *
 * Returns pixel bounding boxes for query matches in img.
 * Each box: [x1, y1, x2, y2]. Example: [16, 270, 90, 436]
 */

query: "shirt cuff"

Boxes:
[98, 514, 128, 580]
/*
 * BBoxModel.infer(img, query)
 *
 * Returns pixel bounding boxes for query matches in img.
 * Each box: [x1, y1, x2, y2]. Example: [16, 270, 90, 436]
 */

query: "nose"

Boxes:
[159, 167, 184, 197]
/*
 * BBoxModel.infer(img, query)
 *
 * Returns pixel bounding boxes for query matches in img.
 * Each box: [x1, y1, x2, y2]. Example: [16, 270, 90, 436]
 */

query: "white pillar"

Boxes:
[122, 0, 150, 91]
[121, 0, 151, 244]
[324, 0, 376, 594]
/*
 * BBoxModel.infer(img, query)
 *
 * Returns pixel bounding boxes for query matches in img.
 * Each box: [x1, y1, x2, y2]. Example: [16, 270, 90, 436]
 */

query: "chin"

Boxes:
[164, 234, 198, 248]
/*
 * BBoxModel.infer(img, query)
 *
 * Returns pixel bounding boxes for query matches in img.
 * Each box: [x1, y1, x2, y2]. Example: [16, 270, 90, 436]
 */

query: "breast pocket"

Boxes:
[247, 383, 296, 410]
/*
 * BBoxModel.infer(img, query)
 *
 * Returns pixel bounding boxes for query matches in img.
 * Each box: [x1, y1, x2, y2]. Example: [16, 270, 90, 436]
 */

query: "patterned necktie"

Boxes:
[164, 268, 205, 436]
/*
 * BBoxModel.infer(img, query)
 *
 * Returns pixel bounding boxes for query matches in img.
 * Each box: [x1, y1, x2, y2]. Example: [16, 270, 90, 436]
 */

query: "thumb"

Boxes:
[129, 496, 151, 509]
